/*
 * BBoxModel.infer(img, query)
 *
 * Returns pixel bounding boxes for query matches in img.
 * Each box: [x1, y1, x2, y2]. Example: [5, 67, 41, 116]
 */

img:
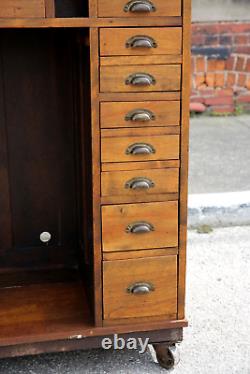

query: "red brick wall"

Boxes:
[191, 22, 250, 114]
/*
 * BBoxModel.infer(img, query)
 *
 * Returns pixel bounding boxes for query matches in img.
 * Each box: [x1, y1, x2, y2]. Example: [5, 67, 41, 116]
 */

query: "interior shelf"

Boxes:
[0, 279, 93, 347]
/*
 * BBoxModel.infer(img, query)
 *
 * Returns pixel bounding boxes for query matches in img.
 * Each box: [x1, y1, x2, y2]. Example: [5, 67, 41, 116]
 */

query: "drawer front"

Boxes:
[101, 167, 179, 197]
[103, 256, 177, 320]
[0, 0, 45, 18]
[98, 0, 181, 18]
[100, 64, 181, 93]
[100, 28, 182, 56]
[100, 101, 180, 128]
[101, 133, 179, 163]
[102, 201, 178, 252]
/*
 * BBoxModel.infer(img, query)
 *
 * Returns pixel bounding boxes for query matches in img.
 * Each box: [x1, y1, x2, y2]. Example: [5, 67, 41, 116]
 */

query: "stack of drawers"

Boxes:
[96, 0, 187, 324]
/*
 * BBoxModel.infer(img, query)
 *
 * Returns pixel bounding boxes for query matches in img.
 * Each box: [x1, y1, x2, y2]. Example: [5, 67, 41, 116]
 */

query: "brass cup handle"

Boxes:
[125, 73, 156, 86]
[126, 35, 157, 49]
[124, 0, 156, 13]
[125, 177, 155, 190]
[126, 142, 156, 155]
[125, 109, 156, 122]
[127, 282, 155, 295]
[126, 221, 155, 234]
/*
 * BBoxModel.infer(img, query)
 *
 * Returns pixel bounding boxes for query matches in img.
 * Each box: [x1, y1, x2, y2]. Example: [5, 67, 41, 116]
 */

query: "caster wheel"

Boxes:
[149, 343, 180, 370]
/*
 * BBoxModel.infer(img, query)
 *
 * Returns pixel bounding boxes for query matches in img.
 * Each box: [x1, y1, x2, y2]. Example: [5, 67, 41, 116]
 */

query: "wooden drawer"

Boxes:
[101, 167, 179, 198]
[100, 101, 180, 128]
[100, 27, 182, 56]
[103, 256, 177, 320]
[101, 128, 179, 163]
[98, 0, 181, 18]
[0, 0, 46, 18]
[100, 64, 181, 93]
[102, 201, 178, 252]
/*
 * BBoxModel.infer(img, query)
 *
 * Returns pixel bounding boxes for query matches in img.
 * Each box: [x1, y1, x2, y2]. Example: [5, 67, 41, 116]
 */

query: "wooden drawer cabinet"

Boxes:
[103, 256, 177, 320]
[101, 128, 180, 163]
[102, 201, 178, 252]
[100, 27, 182, 56]
[98, 0, 182, 18]
[0, 0, 191, 366]
[100, 64, 181, 93]
[101, 167, 179, 198]
[100, 101, 180, 128]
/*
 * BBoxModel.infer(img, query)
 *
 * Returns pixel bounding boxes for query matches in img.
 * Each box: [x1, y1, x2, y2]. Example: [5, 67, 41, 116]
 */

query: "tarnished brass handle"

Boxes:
[126, 221, 155, 234]
[125, 177, 155, 190]
[124, 0, 156, 13]
[125, 73, 156, 86]
[126, 143, 155, 155]
[127, 282, 155, 295]
[126, 35, 157, 49]
[125, 109, 156, 122]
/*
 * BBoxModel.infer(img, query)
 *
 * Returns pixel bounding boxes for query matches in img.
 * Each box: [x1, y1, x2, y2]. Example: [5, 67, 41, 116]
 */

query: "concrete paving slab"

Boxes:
[189, 115, 250, 194]
[0, 226, 249, 374]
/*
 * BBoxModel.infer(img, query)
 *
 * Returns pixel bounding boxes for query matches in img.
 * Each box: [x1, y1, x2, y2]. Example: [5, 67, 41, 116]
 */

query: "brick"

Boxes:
[197, 87, 215, 95]
[196, 57, 206, 72]
[210, 105, 235, 114]
[219, 35, 233, 45]
[234, 46, 250, 54]
[247, 77, 250, 90]
[226, 72, 236, 87]
[236, 94, 250, 103]
[234, 34, 248, 45]
[206, 72, 215, 87]
[205, 35, 219, 46]
[191, 56, 196, 73]
[204, 95, 233, 106]
[245, 58, 250, 72]
[190, 96, 205, 104]
[192, 34, 205, 46]
[216, 88, 234, 97]
[215, 73, 225, 87]
[236, 56, 246, 71]
[207, 59, 225, 71]
[225, 56, 236, 70]
[195, 74, 205, 87]
[237, 73, 247, 87]
[190, 102, 206, 113]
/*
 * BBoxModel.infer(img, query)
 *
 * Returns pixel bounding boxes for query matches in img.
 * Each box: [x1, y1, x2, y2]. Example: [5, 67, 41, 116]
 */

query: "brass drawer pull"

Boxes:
[127, 282, 155, 295]
[125, 35, 157, 49]
[126, 142, 155, 155]
[126, 221, 155, 234]
[125, 109, 156, 122]
[125, 73, 156, 86]
[125, 177, 155, 190]
[124, 0, 156, 13]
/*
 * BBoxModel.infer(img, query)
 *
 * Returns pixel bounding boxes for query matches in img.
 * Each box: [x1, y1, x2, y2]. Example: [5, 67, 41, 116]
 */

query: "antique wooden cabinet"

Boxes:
[0, 0, 191, 369]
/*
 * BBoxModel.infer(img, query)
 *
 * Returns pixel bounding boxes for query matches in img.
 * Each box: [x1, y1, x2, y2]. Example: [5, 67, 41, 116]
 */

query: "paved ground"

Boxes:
[189, 115, 250, 194]
[1, 226, 249, 374]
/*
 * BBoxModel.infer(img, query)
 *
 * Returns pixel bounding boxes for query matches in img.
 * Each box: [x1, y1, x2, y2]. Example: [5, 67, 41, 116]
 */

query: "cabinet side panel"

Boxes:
[178, 0, 191, 319]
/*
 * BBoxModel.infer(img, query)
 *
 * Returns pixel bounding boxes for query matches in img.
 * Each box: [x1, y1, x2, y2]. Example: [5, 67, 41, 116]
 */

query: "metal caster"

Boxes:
[148, 343, 180, 370]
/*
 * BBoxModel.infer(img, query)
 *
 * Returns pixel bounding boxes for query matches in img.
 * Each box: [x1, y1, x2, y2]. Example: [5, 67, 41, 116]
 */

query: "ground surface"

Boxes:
[189, 115, 250, 194]
[1, 226, 249, 374]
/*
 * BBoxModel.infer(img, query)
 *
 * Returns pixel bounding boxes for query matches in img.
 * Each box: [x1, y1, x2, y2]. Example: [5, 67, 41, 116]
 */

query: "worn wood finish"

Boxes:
[102, 201, 178, 252]
[101, 168, 179, 198]
[102, 160, 180, 171]
[101, 133, 180, 163]
[0, 0, 46, 18]
[101, 55, 182, 66]
[100, 64, 181, 93]
[103, 247, 178, 261]
[103, 256, 177, 320]
[178, 0, 191, 320]
[100, 27, 182, 56]
[98, 0, 181, 18]
[100, 101, 180, 128]
[45, 0, 55, 17]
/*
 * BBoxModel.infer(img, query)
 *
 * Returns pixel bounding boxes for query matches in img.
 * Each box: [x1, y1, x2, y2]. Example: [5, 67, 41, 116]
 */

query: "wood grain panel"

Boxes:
[100, 27, 182, 56]
[100, 100, 180, 128]
[0, 0, 45, 18]
[103, 247, 178, 261]
[103, 256, 177, 320]
[102, 201, 178, 252]
[102, 160, 180, 171]
[100, 64, 181, 93]
[101, 168, 179, 197]
[98, 0, 181, 18]
[101, 55, 182, 66]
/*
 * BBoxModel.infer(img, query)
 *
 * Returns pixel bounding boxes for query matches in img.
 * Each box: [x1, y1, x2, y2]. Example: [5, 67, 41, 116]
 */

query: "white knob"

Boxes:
[40, 231, 51, 243]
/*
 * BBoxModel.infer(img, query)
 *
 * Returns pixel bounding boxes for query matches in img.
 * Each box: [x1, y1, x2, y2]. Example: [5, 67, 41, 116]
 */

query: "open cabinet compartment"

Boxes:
[0, 28, 95, 347]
